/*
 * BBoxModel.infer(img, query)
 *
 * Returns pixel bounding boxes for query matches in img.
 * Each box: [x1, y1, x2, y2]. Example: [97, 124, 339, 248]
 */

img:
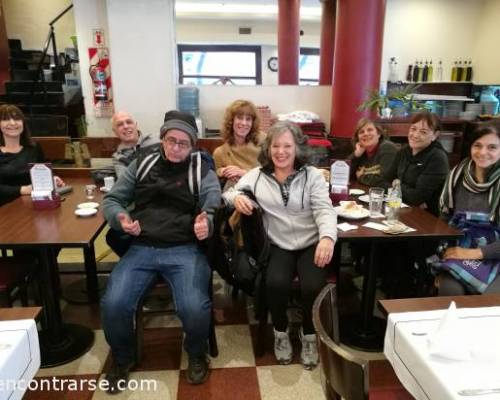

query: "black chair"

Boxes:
[312, 283, 413, 400]
[0, 255, 36, 307]
[135, 272, 218, 362]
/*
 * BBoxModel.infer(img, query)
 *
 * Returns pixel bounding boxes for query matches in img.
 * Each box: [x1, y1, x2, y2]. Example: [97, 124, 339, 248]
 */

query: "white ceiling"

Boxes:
[175, 1, 322, 20]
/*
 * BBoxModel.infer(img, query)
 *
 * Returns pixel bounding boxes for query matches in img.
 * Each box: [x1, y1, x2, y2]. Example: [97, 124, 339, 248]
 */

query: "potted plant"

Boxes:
[357, 89, 390, 116]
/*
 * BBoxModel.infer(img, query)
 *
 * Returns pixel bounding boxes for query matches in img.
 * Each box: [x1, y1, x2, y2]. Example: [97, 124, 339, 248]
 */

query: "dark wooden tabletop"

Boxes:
[0, 306, 42, 321]
[0, 178, 106, 247]
[379, 294, 500, 315]
[337, 205, 462, 242]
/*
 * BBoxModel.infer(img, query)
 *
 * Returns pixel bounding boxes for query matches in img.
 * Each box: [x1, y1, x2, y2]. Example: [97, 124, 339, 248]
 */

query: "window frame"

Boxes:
[177, 44, 262, 85]
[299, 47, 320, 85]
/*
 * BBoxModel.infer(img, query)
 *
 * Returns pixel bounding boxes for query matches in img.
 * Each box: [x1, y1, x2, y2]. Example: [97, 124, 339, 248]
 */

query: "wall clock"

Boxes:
[267, 56, 278, 72]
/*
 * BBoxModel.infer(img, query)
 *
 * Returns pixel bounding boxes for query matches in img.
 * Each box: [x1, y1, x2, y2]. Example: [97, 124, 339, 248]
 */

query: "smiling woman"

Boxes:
[0, 104, 45, 205]
[348, 117, 398, 187]
[213, 99, 265, 191]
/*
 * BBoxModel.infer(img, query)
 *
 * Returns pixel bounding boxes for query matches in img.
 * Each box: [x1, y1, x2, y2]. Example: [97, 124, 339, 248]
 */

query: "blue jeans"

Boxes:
[101, 244, 211, 365]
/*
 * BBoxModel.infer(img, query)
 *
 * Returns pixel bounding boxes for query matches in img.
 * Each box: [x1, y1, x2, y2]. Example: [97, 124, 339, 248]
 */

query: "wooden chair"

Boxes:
[312, 283, 414, 400]
[32, 136, 72, 163]
[80, 137, 120, 158]
[135, 273, 218, 362]
[0, 255, 36, 307]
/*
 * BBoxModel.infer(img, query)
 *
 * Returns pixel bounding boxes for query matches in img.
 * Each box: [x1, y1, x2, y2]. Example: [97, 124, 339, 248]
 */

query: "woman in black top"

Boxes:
[0, 104, 51, 206]
[349, 118, 398, 187]
[385, 111, 449, 215]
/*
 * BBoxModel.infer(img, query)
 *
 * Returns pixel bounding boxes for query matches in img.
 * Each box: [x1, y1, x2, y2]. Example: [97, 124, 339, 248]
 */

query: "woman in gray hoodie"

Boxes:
[223, 121, 337, 370]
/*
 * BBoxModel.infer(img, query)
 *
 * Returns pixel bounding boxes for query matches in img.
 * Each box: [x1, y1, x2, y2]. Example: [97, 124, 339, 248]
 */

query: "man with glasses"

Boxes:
[101, 110, 221, 393]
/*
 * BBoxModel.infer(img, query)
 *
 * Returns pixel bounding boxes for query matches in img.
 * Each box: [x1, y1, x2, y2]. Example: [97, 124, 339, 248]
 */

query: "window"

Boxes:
[178, 45, 262, 85]
[299, 48, 319, 85]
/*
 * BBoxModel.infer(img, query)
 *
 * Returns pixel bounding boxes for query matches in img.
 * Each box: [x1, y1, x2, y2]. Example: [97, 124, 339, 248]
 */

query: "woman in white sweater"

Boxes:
[223, 121, 337, 369]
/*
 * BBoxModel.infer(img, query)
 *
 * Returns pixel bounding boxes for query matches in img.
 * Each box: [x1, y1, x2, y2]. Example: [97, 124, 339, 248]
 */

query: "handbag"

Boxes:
[432, 212, 500, 293]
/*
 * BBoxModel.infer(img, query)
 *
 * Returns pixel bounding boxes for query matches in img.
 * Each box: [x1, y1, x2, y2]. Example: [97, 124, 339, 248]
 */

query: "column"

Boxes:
[331, 0, 386, 137]
[0, 0, 10, 93]
[278, 0, 300, 85]
[319, 0, 336, 85]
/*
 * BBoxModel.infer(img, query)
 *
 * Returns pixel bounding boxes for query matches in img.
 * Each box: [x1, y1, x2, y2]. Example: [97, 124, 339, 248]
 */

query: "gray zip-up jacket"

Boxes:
[112, 132, 159, 178]
[223, 166, 337, 250]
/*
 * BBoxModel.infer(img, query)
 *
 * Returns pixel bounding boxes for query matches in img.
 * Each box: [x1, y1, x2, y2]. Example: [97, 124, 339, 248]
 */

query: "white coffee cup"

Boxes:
[104, 176, 115, 191]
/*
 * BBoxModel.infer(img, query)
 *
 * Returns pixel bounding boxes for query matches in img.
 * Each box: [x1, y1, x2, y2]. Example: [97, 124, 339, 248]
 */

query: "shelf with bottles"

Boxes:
[386, 81, 473, 98]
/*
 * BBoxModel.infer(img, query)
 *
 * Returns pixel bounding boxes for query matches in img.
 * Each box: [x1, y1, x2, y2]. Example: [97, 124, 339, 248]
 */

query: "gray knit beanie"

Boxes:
[160, 110, 198, 144]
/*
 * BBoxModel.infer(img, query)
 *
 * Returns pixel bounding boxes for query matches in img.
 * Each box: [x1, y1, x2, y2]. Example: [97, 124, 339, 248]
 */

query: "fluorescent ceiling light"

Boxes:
[175, 2, 321, 19]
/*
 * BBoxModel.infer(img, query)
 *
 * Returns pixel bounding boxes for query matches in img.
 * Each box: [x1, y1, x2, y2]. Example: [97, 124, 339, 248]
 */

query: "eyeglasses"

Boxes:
[163, 136, 191, 150]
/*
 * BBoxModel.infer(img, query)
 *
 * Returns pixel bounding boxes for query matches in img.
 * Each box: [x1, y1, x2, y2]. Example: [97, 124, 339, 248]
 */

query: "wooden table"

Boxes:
[0, 178, 106, 367]
[337, 205, 462, 352]
[0, 306, 42, 320]
[379, 294, 500, 315]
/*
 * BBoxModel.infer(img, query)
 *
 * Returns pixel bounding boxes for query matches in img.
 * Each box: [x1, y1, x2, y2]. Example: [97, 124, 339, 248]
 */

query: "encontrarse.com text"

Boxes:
[0, 377, 158, 392]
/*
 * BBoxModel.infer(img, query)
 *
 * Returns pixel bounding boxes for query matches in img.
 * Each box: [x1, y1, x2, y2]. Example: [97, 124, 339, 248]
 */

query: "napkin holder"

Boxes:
[29, 163, 61, 210]
[330, 160, 350, 205]
[31, 192, 61, 210]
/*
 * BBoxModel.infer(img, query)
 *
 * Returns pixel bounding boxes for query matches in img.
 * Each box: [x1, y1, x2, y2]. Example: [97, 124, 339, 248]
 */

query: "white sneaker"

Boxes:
[273, 328, 292, 364]
[299, 328, 319, 370]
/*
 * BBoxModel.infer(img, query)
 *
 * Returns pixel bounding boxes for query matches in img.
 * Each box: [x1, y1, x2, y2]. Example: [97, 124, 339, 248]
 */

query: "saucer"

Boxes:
[75, 208, 98, 217]
[77, 202, 99, 209]
[349, 188, 365, 196]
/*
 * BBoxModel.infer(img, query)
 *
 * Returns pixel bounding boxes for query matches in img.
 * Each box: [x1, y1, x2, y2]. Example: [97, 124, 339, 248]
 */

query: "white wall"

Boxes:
[106, 0, 177, 136]
[381, 0, 485, 85]
[3, 0, 75, 51]
[473, 0, 500, 84]
[73, 0, 110, 135]
[196, 85, 331, 131]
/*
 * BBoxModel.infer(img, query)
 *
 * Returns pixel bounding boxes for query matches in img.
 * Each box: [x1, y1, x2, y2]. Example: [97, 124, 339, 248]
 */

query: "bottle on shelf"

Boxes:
[422, 60, 429, 82]
[406, 63, 413, 82]
[428, 60, 434, 82]
[412, 59, 420, 82]
[436, 60, 443, 82]
[465, 59, 473, 82]
[386, 179, 402, 222]
[388, 57, 398, 82]
[417, 60, 424, 82]
[456, 59, 463, 82]
[451, 60, 458, 81]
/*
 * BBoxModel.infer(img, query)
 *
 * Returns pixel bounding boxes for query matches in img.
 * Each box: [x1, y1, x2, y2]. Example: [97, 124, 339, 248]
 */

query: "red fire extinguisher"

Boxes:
[89, 64, 107, 101]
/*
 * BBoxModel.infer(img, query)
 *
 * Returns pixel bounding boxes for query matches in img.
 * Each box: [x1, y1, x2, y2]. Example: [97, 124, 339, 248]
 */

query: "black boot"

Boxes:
[104, 361, 135, 394]
[186, 355, 210, 385]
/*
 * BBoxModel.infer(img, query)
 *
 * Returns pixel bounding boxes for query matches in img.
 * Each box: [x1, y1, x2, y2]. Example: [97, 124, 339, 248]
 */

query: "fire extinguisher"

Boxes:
[89, 64, 107, 101]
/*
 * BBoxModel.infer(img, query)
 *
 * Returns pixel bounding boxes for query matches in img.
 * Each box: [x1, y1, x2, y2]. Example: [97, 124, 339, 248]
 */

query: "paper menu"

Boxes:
[30, 163, 55, 200]
[330, 160, 350, 193]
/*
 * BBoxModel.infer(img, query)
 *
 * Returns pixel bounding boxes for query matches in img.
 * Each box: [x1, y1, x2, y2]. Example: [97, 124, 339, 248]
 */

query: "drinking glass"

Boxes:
[369, 187, 384, 218]
[85, 184, 96, 200]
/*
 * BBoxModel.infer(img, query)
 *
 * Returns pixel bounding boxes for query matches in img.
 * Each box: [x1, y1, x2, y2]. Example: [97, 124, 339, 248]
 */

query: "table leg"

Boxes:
[341, 242, 386, 351]
[37, 247, 95, 368]
[62, 244, 107, 304]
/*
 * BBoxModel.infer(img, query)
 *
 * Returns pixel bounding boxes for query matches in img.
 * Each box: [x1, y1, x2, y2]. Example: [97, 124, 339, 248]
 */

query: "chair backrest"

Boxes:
[312, 283, 369, 400]
[32, 136, 71, 162]
[80, 136, 120, 158]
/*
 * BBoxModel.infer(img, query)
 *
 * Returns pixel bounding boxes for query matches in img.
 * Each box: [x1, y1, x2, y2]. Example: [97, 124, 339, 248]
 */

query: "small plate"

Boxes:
[358, 194, 370, 203]
[334, 206, 370, 220]
[100, 186, 110, 193]
[75, 208, 98, 217]
[77, 202, 99, 209]
[349, 188, 365, 196]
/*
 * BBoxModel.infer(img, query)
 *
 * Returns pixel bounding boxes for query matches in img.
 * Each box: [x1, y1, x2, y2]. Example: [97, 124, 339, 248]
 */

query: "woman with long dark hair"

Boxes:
[438, 125, 500, 295]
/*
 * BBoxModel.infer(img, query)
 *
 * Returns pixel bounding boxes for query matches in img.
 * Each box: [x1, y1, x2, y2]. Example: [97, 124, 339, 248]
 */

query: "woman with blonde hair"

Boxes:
[213, 99, 264, 189]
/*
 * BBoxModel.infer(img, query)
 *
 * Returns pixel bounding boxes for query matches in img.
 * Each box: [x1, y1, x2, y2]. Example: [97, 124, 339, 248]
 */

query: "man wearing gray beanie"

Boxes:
[102, 110, 221, 392]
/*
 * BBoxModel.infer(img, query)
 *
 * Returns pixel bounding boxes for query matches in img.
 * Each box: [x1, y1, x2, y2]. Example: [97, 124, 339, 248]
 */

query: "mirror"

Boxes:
[175, 0, 322, 86]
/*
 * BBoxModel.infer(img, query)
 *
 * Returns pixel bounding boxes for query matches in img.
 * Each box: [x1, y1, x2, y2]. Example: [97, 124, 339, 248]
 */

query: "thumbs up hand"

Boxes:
[194, 211, 209, 240]
[117, 212, 141, 236]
